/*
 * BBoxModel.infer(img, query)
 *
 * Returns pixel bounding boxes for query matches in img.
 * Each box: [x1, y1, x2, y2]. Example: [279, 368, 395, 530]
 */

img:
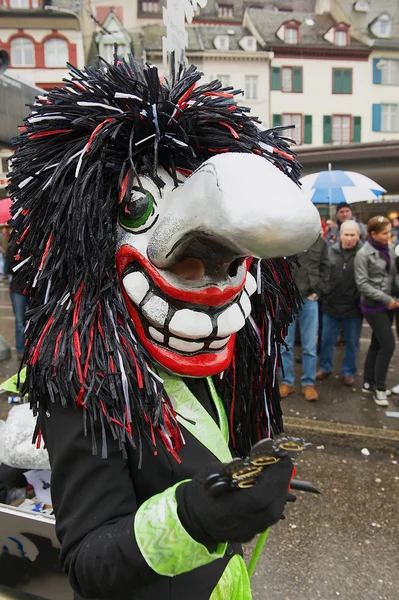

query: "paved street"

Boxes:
[1, 282, 399, 599]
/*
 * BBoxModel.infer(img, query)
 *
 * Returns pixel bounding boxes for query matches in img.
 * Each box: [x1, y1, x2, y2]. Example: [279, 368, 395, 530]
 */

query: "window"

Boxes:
[0, 156, 9, 175]
[382, 59, 399, 85]
[32, 0, 39, 7]
[382, 104, 398, 132]
[334, 30, 348, 46]
[281, 66, 303, 92]
[218, 4, 233, 18]
[354, 0, 370, 11]
[217, 74, 231, 88]
[333, 68, 352, 93]
[10, 0, 29, 7]
[245, 76, 258, 100]
[282, 113, 302, 145]
[214, 35, 229, 50]
[332, 115, 351, 144]
[141, 0, 160, 12]
[284, 27, 298, 44]
[10, 37, 35, 67]
[370, 13, 392, 38]
[44, 38, 68, 68]
[102, 43, 129, 63]
[239, 36, 256, 52]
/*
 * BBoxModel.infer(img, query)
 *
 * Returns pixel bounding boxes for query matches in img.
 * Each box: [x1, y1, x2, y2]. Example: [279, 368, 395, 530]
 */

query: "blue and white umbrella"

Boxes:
[300, 170, 386, 205]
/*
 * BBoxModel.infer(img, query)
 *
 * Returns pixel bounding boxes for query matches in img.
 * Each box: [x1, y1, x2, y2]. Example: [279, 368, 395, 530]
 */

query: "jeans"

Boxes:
[10, 292, 30, 354]
[319, 313, 363, 376]
[363, 310, 395, 391]
[281, 298, 318, 386]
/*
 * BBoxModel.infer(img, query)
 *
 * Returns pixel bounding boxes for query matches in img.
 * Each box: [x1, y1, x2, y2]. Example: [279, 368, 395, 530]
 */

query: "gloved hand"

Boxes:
[176, 455, 294, 546]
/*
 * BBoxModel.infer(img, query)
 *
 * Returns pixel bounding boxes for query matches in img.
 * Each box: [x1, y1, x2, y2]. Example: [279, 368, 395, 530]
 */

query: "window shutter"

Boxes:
[372, 104, 381, 131]
[333, 69, 342, 93]
[292, 67, 303, 92]
[271, 67, 281, 90]
[272, 114, 282, 127]
[343, 69, 352, 93]
[323, 115, 332, 143]
[373, 58, 382, 84]
[304, 115, 312, 144]
[353, 116, 361, 142]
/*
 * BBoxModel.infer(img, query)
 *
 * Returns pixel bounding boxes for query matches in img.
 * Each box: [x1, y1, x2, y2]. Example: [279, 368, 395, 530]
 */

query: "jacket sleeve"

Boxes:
[41, 402, 225, 599]
[309, 237, 329, 297]
[317, 238, 330, 296]
[354, 250, 392, 306]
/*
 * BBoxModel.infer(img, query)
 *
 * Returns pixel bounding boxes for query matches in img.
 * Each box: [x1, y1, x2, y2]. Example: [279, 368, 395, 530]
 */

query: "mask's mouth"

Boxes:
[116, 245, 257, 357]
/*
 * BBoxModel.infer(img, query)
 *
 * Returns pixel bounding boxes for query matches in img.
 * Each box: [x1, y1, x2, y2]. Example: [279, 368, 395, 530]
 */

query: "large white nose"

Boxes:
[148, 153, 320, 268]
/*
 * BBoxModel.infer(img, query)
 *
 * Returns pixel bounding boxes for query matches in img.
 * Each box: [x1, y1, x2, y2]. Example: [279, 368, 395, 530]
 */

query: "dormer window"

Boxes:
[370, 13, 393, 38]
[214, 35, 229, 50]
[218, 4, 233, 18]
[284, 25, 299, 44]
[353, 0, 369, 11]
[239, 36, 257, 52]
[334, 27, 349, 46]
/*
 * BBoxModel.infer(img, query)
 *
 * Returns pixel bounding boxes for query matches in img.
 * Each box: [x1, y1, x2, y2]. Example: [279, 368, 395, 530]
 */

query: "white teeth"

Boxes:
[169, 309, 213, 340]
[209, 337, 230, 349]
[149, 326, 165, 343]
[142, 296, 169, 328]
[239, 291, 252, 318]
[123, 271, 149, 305]
[217, 303, 245, 337]
[168, 337, 204, 352]
[245, 272, 257, 297]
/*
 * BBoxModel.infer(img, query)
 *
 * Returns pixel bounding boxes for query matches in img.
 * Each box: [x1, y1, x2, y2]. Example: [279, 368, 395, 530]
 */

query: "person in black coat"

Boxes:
[317, 221, 363, 386]
[5, 57, 321, 599]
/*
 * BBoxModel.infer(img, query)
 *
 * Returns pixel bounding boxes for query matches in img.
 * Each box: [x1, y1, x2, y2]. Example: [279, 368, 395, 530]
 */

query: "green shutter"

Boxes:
[292, 67, 303, 92]
[323, 115, 332, 143]
[304, 115, 312, 144]
[343, 69, 352, 93]
[271, 67, 281, 90]
[333, 69, 352, 93]
[353, 116, 361, 142]
[272, 114, 282, 127]
[333, 69, 342, 93]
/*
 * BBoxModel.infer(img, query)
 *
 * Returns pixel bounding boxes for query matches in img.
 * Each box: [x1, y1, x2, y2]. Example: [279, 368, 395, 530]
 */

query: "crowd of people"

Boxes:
[280, 202, 399, 407]
[2, 201, 399, 409]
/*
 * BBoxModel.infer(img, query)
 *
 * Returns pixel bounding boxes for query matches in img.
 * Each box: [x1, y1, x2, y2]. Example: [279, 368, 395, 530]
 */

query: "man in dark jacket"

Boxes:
[280, 234, 329, 401]
[317, 221, 363, 386]
[330, 202, 367, 243]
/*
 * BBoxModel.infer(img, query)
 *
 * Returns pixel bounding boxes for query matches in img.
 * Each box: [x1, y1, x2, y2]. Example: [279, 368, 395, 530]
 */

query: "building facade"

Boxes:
[0, 0, 84, 89]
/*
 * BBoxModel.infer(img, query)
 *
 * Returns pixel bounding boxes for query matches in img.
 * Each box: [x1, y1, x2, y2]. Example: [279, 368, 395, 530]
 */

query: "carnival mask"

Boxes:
[116, 152, 319, 377]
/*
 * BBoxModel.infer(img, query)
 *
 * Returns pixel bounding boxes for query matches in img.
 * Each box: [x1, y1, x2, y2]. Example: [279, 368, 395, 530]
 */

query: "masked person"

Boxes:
[7, 58, 320, 600]
[317, 221, 363, 386]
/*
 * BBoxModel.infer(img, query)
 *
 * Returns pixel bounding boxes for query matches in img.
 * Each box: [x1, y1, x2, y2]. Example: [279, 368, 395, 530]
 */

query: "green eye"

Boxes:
[119, 189, 155, 230]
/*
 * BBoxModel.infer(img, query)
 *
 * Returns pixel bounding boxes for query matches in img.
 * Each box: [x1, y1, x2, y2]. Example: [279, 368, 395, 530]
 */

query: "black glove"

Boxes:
[176, 455, 294, 546]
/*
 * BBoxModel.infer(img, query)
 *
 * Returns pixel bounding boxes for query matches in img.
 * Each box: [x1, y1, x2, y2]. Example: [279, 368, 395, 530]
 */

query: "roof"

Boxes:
[337, 0, 399, 48]
[246, 6, 367, 47]
[137, 23, 261, 53]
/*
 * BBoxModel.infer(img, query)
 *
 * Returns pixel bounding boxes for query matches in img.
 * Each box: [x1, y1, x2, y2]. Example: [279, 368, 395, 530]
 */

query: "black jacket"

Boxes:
[40, 378, 241, 600]
[294, 236, 329, 299]
[323, 241, 362, 318]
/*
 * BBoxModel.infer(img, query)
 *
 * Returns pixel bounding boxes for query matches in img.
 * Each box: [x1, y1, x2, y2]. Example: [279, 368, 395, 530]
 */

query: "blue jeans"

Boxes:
[319, 313, 363, 376]
[281, 298, 319, 386]
[10, 292, 30, 354]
